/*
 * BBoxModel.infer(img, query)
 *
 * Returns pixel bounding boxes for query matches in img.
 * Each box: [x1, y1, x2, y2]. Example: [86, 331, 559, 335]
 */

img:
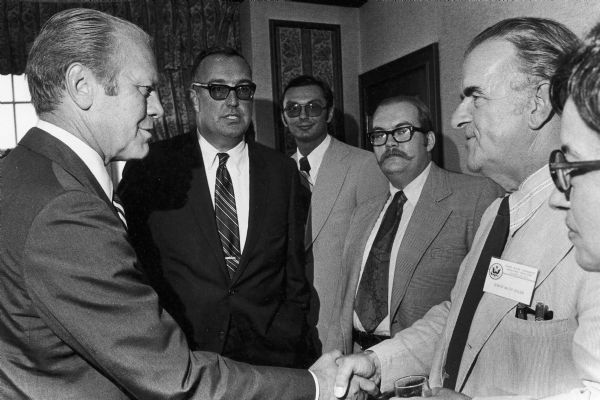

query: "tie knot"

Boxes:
[497, 195, 510, 217]
[217, 153, 229, 168]
[393, 190, 407, 205]
[299, 156, 311, 175]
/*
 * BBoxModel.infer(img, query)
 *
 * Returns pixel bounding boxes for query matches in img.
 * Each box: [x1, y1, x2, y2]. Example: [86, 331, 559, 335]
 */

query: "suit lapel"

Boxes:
[233, 142, 267, 283]
[455, 199, 573, 390]
[340, 192, 388, 344]
[309, 138, 349, 248]
[20, 128, 111, 208]
[390, 164, 452, 319]
[187, 139, 230, 281]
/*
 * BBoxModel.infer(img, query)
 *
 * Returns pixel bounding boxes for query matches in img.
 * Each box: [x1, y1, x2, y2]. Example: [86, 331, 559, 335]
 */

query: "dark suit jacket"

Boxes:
[0, 128, 315, 399]
[119, 132, 313, 368]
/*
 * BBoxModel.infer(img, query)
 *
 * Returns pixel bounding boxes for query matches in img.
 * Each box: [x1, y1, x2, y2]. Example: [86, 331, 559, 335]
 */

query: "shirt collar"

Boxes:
[294, 134, 331, 181]
[37, 119, 113, 199]
[198, 132, 246, 172]
[508, 164, 554, 235]
[389, 161, 431, 205]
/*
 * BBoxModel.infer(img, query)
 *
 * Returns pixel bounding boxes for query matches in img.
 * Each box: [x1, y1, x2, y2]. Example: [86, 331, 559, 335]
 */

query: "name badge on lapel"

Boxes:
[483, 257, 538, 305]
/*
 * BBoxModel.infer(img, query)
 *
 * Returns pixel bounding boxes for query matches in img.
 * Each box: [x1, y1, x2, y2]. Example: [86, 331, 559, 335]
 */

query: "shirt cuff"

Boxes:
[309, 370, 319, 400]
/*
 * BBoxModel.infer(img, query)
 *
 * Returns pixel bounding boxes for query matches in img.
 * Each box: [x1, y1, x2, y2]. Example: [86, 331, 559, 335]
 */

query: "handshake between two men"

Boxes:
[310, 351, 381, 400]
[310, 352, 470, 400]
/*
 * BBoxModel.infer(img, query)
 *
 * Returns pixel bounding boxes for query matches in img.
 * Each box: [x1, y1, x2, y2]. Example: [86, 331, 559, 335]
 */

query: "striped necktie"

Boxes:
[299, 156, 312, 191]
[112, 192, 128, 229]
[215, 153, 241, 279]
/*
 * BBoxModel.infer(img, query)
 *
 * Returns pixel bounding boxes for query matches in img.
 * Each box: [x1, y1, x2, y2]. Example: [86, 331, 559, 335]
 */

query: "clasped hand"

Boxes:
[309, 351, 381, 400]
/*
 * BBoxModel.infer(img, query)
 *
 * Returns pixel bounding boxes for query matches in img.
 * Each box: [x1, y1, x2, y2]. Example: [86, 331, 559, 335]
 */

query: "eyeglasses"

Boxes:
[549, 149, 600, 200]
[367, 125, 426, 146]
[283, 102, 325, 118]
[191, 82, 256, 101]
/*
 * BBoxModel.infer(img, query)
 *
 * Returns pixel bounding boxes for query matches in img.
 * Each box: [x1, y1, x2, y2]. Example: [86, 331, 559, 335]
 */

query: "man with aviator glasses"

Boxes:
[280, 75, 388, 355]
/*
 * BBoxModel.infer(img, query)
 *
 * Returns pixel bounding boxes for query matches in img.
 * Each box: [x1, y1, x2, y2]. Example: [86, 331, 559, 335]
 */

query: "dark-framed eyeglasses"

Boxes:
[283, 102, 325, 118]
[367, 125, 426, 146]
[191, 82, 256, 101]
[549, 149, 600, 200]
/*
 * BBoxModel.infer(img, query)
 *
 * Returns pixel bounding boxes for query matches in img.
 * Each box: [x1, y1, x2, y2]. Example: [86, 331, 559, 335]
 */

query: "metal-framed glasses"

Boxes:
[191, 82, 256, 101]
[549, 149, 600, 199]
[367, 125, 426, 146]
[283, 102, 325, 118]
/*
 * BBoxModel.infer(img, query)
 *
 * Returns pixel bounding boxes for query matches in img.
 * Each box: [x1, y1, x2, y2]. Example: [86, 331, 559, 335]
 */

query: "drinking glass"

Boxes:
[393, 375, 431, 397]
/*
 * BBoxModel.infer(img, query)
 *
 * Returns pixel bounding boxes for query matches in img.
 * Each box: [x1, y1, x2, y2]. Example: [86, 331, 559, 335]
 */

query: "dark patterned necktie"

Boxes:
[112, 192, 127, 229]
[355, 191, 407, 333]
[215, 153, 241, 279]
[299, 156, 312, 192]
[443, 195, 510, 389]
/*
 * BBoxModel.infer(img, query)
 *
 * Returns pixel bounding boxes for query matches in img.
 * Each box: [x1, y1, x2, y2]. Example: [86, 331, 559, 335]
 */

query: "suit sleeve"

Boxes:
[22, 190, 315, 400]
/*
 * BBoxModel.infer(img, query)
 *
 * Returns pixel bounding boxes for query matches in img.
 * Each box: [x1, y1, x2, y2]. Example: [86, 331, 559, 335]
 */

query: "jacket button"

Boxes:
[228, 289, 236, 295]
[219, 331, 226, 340]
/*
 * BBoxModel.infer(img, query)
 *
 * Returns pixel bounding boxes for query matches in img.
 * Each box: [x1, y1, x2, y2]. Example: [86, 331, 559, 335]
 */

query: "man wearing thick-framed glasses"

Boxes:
[119, 46, 314, 369]
[280, 75, 388, 355]
[328, 95, 502, 358]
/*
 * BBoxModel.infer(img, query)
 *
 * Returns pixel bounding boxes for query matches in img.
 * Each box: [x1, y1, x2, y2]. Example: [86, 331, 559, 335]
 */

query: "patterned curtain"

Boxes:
[0, 0, 240, 140]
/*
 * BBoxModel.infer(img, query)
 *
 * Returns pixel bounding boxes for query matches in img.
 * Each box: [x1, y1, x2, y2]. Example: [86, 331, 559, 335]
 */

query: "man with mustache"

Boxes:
[119, 46, 313, 368]
[328, 95, 502, 355]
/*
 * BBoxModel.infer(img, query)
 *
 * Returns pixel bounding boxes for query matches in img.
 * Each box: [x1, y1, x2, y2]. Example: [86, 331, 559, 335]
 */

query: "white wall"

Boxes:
[360, 0, 600, 172]
[240, 1, 359, 148]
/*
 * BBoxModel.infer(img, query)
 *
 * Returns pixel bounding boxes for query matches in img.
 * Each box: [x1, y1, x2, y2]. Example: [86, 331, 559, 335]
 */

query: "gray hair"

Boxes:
[26, 8, 151, 114]
[466, 17, 580, 83]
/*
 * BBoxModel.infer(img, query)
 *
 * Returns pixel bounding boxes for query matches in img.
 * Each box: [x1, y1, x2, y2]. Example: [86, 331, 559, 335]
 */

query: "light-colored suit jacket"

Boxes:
[303, 137, 388, 352]
[372, 172, 600, 399]
[331, 163, 503, 354]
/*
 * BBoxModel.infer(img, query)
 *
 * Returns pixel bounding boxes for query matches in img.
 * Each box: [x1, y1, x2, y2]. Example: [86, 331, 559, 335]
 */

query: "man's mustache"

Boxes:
[380, 148, 414, 161]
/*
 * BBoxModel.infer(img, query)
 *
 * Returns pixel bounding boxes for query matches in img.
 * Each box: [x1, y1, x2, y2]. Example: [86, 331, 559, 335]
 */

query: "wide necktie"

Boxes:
[299, 156, 313, 192]
[443, 195, 510, 389]
[112, 192, 128, 229]
[214, 153, 241, 279]
[355, 191, 407, 333]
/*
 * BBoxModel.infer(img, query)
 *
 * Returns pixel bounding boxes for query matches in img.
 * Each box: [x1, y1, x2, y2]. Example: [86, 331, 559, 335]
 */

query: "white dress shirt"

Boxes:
[198, 134, 250, 252]
[37, 120, 113, 200]
[292, 134, 331, 185]
[354, 162, 432, 335]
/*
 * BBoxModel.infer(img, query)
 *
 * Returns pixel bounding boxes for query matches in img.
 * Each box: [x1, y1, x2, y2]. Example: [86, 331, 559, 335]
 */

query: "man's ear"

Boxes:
[528, 81, 554, 130]
[281, 110, 289, 127]
[326, 106, 334, 124]
[189, 88, 200, 112]
[425, 131, 436, 152]
[65, 63, 94, 110]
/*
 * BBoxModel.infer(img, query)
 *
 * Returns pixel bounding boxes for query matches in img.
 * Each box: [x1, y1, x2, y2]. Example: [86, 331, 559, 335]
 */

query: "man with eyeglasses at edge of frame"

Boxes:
[325, 95, 503, 360]
[119, 46, 316, 369]
[546, 20, 600, 400]
[280, 75, 388, 356]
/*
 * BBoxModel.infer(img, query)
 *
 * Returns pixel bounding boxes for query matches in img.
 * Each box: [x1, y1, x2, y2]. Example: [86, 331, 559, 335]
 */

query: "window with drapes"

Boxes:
[0, 0, 241, 144]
